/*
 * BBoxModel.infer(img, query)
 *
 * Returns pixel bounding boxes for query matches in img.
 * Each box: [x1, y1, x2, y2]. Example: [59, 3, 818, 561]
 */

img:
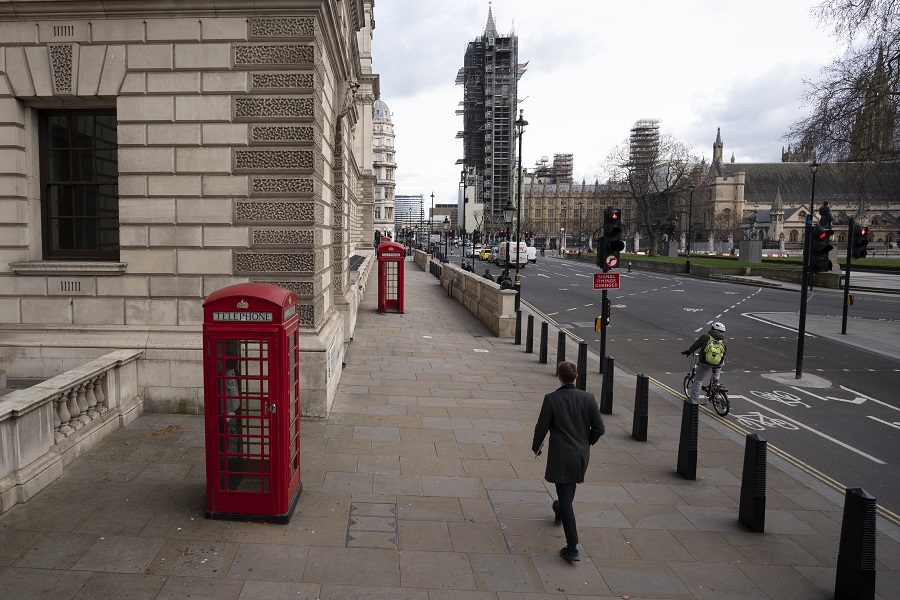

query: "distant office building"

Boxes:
[456, 6, 525, 234]
[373, 98, 396, 239]
[394, 194, 424, 226]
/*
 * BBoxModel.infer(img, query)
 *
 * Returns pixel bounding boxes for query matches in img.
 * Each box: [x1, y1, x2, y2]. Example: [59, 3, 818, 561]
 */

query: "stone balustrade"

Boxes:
[436, 261, 518, 337]
[0, 349, 143, 514]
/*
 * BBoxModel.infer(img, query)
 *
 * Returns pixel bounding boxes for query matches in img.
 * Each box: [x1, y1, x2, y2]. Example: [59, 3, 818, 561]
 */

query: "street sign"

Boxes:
[605, 254, 619, 268]
[593, 273, 620, 289]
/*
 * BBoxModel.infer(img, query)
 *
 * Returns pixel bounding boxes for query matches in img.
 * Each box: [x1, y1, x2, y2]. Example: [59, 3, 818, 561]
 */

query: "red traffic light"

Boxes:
[816, 229, 834, 240]
[610, 213, 618, 220]
[859, 227, 870, 236]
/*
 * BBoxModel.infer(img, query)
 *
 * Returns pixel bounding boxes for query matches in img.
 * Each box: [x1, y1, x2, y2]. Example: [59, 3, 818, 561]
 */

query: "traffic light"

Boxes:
[809, 225, 834, 272]
[851, 225, 870, 259]
[599, 207, 625, 269]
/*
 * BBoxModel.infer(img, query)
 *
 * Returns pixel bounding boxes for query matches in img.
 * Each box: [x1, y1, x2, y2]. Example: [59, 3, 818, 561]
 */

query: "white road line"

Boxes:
[733, 395, 886, 464]
[584, 303, 594, 307]
[694, 327, 704, 332]
[867, 416, 900, 431]
[537, 274, 550, 278]
[742, 312, 814, 335]
[566, 307, 578, 311]
[547, 312, 558, 316]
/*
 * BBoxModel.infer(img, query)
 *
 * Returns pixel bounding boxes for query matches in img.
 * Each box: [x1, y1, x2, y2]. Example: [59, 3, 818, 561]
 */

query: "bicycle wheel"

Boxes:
[711, 390, 730, 416]
[683, 374, 693, 399]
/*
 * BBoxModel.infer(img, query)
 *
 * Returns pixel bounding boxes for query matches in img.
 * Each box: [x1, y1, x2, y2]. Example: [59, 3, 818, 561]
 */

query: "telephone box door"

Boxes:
[208, 334, 278, 516]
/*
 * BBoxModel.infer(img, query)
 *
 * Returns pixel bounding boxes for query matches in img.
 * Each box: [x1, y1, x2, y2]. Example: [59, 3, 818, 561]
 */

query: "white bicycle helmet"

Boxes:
[711, 322, 726, 332]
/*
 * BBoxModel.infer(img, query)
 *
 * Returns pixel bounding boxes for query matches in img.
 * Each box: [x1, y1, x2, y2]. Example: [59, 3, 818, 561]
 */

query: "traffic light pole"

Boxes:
[842, 218, 854, 335]
[796, 215, 812, 379]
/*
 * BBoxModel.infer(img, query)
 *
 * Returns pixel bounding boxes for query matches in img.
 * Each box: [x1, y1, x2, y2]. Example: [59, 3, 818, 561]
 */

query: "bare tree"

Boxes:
[602, 131, 700, 255]
[712, 210, 743, 248]
[785, 0, 899, 162]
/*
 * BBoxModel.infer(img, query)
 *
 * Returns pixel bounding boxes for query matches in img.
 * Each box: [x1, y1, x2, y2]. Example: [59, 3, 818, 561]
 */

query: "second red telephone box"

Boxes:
[377, 240, 405, 313]
[202, 283, 301, 523]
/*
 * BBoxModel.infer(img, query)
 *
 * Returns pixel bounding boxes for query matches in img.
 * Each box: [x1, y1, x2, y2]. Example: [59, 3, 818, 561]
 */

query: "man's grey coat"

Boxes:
[532, 383, 605, 483]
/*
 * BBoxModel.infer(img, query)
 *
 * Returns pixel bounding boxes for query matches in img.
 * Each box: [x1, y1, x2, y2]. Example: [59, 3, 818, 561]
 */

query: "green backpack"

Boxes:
[704, 337, 725, 365]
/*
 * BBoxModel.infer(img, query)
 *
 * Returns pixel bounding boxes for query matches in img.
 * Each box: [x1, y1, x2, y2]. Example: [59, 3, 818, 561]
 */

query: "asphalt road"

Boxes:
[477, 255, 900, 523]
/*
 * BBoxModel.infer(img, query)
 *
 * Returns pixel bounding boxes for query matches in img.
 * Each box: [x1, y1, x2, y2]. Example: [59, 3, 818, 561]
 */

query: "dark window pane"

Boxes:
[47, 116, 69, 148]
[98, 186, 118, 213]
[49, 186, 72, 217]
[95, 150, 117, 181]
[70, 116, 94, 148]
[73, 186, 98, 216]
[74, 218, 98, 249]
[95, 115, 117, 148]
[47, 150, 70, 181]
[51, 218, 74, 250]
[99, 219, 119, 248]
[72, 151, 94, 181]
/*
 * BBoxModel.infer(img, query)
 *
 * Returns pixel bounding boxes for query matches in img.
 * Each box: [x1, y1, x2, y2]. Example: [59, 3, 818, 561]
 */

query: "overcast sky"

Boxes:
[371, 0, 842, 210]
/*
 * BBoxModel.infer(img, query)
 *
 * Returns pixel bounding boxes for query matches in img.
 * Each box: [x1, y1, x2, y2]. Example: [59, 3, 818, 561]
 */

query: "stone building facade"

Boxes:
[0, 0, 379, 418]
[372, 97, 396, 240]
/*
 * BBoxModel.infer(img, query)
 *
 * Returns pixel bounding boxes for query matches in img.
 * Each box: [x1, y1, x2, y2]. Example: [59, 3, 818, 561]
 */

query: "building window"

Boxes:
[375, 207, 381, 219]
[40, 110, 119, 259]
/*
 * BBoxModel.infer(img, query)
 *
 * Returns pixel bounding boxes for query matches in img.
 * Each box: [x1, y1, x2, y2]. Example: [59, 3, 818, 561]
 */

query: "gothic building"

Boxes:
[0, 0, 380, 418]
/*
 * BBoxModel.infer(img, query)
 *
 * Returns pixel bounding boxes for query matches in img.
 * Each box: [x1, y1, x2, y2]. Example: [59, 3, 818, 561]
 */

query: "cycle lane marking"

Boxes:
[729, 394, 886, 465]
[867, 416, 900, 431]
[788, 385, 900, 411]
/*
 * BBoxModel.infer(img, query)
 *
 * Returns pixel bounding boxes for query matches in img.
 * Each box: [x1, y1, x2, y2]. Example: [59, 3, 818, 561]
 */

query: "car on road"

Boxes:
[489, 246, 501, 263]
[525, 246, 537, 263]
[479, 247, 492, 260]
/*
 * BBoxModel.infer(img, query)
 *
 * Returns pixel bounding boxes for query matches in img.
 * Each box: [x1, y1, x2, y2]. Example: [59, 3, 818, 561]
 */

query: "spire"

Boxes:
[712, 127, 724, 165]
[772, 187, 783, 213]
[484, 2, 498, 37]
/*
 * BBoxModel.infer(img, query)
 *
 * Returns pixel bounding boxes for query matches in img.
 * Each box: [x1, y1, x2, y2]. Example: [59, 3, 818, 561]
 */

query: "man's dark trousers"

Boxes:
[556, 482, 578, 548]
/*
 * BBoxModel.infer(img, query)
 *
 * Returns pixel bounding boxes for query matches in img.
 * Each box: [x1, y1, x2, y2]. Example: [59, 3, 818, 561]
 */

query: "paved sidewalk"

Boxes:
[1, 259, 898, 599]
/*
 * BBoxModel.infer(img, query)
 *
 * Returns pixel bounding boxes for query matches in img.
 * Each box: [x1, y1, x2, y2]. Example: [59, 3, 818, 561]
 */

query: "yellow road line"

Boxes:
[650, 376, 900, 528]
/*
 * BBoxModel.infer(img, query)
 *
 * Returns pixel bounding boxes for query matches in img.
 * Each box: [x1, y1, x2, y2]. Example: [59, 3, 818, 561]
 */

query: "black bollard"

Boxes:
[835, 488, 877, 600]
[539, 322, 548, 364]
[525, 315, 534, 354]
[631, 373, 649, 441]
[576, 342, 587, 390]
[739, 434, 767, 533]
[676, 399, 699, 480]
[599, 356, 614, 414]
[515, 310, 522, 345]
[557, 330, 566, 365]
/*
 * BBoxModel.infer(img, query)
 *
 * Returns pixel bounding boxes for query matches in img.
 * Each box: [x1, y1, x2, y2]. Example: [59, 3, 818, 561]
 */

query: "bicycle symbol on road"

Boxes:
[734, 411, 800, 431]
[750, 390, 811, 408]
[684, 308, 703, 312]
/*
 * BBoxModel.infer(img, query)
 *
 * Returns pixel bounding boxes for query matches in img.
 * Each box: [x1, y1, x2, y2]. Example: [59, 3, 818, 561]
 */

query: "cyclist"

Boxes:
[681, 322, 727, 404]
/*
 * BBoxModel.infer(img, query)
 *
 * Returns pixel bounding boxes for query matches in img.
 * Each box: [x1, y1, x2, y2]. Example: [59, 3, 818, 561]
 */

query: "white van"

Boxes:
[525, 246, 538, 263]
[497, 241, 528, 268]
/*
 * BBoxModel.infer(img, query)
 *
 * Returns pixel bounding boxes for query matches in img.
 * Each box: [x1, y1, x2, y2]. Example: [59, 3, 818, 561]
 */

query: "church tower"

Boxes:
[770, 187, 784, 241]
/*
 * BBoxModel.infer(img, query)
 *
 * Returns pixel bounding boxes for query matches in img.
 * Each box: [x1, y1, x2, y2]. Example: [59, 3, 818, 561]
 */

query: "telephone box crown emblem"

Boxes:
[236, 299, 249, 309]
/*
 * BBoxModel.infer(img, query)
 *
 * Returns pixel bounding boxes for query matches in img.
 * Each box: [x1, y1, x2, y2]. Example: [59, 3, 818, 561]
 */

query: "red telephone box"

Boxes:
[202, 283, 301, 523]
[377, 240, 405, 313]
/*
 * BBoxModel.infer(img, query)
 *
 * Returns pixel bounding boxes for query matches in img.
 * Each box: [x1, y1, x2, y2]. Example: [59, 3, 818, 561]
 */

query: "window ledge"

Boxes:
[9, 261, 126, 276]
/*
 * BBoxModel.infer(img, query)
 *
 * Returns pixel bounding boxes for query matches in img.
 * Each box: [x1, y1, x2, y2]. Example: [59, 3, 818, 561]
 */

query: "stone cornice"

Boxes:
[0, 0, 328, 20]
[9, 260, 126, 275]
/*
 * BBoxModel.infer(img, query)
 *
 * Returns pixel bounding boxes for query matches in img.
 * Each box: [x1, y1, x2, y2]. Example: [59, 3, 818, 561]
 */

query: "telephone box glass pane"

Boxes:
[385, 262, 398, 300]
[215, 338, 272, 494]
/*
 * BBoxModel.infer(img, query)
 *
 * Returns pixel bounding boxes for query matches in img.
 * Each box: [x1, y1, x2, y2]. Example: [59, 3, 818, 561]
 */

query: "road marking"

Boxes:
[547, 312, 558, 316]
[733, 395, 886, 464]
[694, 327, 704, 332]
[537, 274, 550, 278]
[742, 312, 815, 335]
[566, 307, 578, 312]
[584, 303, 594, 307]
[867, 416, 900, 430]
[789, 385, 899, 411]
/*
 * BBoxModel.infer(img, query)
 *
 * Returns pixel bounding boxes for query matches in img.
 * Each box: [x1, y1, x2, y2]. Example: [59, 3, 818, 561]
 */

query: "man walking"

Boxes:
[682, 321, 727, 403]
[532, 361, 605, 562]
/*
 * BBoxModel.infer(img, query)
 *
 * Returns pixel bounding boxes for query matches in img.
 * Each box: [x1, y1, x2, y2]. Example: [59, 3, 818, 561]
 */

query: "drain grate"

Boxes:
[346, 502, 398, 549]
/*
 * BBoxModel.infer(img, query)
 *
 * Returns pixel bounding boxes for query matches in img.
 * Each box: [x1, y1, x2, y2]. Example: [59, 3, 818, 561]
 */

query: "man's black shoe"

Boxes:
[560, 546, 580, 562]
[552, 500, 561, 525]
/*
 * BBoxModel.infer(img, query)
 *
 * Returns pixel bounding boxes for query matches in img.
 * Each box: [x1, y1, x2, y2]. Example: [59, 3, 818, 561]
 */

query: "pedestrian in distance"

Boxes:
[682, 321, 727, 404]
[532, 360, 605, 563]
[482, 269, 494, 282]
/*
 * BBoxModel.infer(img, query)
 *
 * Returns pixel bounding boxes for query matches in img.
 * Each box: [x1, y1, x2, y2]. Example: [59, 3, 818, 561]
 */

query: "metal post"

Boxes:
[739, 434, 767, 533]
[599, 288, 608, 374]
[525, 315, 534, 353]
[835, 488, 877, 600]
[514, 110, 527, 313]
[557, 330, 566, 365]
[514, 310, 522, 346]
[631, 373, 649, 441]
[676, 399, 699, 480]
[576, 341, 587, 390]
[599, 356, 614, 414]
[686, 183, 694, 274]
[796, 215, 813, 378]
[539, 321, 548, 364]
[842, 219, 854, 335]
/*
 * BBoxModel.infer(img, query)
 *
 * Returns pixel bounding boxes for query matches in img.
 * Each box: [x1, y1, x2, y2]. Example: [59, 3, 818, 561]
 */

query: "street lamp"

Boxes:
[513, 109, 527, 310]
[499, 198, 516, 289]
[686, 183, 695, 273]
[577, 200, 584, 258]
[442, 215, 450, 263]
[459, 169, 467, 270]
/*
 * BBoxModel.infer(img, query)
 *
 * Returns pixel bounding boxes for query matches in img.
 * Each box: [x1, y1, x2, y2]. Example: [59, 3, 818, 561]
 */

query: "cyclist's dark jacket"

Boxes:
[685, 329, 727, 366]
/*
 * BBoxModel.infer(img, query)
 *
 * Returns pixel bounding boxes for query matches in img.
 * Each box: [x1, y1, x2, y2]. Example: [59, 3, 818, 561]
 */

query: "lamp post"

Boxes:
[514, 109, 527, 310]
[460, 169, 467, 270]
[559, 227, 565, 255]
[796, 161, 818, 379]
[499, 199, 516, 289]
[577, 200, 584, 258]
[442, 214, 450, 263]
[686, 183, 695, 273]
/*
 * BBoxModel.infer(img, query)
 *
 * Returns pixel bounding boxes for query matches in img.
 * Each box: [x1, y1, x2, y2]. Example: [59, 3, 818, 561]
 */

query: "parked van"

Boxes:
[525, 246, 538, 263]
[497, 242, 528, 268]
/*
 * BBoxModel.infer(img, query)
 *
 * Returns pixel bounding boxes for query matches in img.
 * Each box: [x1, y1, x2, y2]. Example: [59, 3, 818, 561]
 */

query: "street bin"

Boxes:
[202, 283, 301, 523]
[377, 240, 405, 313]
